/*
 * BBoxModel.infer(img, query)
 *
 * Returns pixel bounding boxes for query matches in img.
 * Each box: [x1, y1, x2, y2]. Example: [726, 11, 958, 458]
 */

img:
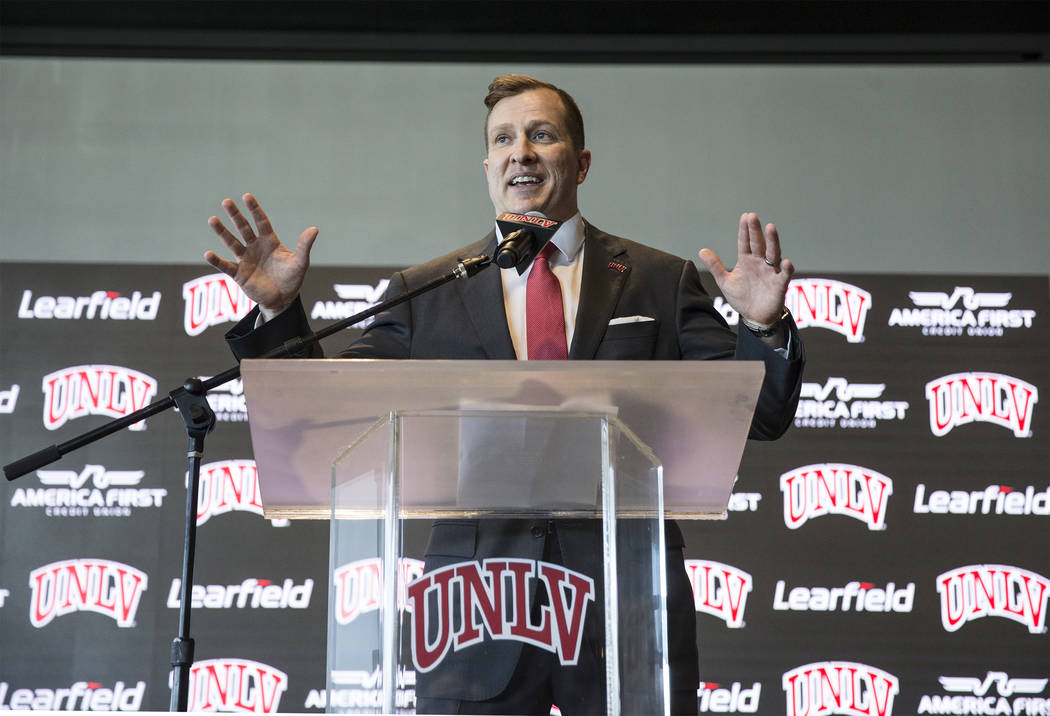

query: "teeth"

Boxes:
[511, 176, 541, 185]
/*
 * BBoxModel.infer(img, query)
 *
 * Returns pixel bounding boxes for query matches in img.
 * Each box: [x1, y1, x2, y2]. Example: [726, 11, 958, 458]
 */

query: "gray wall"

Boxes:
[2, 59, 1047, 275]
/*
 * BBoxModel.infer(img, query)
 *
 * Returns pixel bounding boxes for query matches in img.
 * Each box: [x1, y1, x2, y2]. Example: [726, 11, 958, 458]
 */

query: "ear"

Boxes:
[576, 149, 592, 184]
[483, 157, 489, 174]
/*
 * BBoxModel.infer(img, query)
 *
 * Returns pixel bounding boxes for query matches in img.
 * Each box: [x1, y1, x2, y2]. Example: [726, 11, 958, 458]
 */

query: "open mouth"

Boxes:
[509, 175, 543, 186]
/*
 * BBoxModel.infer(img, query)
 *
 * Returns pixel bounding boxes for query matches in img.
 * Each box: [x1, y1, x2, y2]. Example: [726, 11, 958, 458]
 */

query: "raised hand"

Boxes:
[204, 193, 318, 319]
[698, 212, 794, 328]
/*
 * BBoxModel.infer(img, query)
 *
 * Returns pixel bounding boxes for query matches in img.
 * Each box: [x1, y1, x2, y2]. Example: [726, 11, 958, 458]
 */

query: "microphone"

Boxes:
[494, 212, 560, 274]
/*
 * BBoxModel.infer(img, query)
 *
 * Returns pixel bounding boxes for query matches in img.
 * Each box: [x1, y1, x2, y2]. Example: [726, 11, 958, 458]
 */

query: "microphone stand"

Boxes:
[3, 253, 492, 712]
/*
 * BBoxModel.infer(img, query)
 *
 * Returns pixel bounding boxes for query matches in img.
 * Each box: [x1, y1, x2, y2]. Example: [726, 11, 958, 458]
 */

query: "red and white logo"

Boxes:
[194, 459, 285, 527]
[780, 464, 893, 531]
[783, 662, 899, 716]
[9, 463, 166, 519]
[406, 559, 595, 673]
[684, 560, 752, 628]
[29, 558, 148, 628]
[698, 681, 761, 713]
[914, 483, 1050, 516]
[333, 557, 425, 625]
[0, 680, 146, 711]
[774, 580, 914, 613]
[796, 378, 909, 430]
[786, 279, 871, 343]
[182, 273, 255, 336]
[889, 286, 1037, 337]
[926, 372, 1038, 438]
[498, 212, 559, 229]
[920, 672, 1049, 715]
[41, 365, 158, 431]
[167, 577, 313, 610]
[18, 289, 161, 321]
[173, 659, 288, 713]
[0, 384, 19, 414]
[937, 564, 1049, 634]
[310, 280, 390, 323]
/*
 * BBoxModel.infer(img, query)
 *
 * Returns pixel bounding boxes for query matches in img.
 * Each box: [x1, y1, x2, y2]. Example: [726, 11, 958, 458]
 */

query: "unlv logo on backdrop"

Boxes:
[310, 280, 390, 322]
[785, 279, 872, 343]
[889, 286, 1037, 337]
[182, 273, 255, 336]
[28, 559, 148, 628]
[41, 365, 158, 431]
[194, 459, 285, 527]
[174, 659, 288, 713]
[684, 560, 752, 628]
[936, 564, 1049, 634]
[333, 557, 425, 625]
[925, 372, 1038, 438]
[406, 559, 595, 673]
[783, 662, 899, 716]
[780, 463, 893, 531]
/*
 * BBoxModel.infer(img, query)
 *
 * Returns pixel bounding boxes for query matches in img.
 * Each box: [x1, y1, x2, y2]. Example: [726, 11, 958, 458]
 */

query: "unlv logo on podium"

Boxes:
[406, 559, 595, 673]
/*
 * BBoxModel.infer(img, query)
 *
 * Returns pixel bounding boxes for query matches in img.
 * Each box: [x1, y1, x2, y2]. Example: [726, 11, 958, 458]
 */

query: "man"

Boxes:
[207, 75, 803, 715]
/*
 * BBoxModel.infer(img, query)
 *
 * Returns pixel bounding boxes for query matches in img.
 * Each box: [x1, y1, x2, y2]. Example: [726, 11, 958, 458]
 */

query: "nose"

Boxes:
[510, 135, 537, 164]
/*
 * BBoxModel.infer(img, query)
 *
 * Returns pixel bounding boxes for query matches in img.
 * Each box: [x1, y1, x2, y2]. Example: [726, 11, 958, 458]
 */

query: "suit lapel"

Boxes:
[569, 224, 630, 359]
[455, 232, 517, 359]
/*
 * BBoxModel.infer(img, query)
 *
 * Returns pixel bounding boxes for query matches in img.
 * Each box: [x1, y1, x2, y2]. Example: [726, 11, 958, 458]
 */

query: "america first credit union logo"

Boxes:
[780, 464, 893, 531]
[9, 464, 167, 518]
[684, 559, 752, 628]
[919, 672, 1050, 715]
[29, 558, 148, 628]
[889, 286, 1037, 337]
[173, 659, 288, 713]
[937, 564, 1049, 634]
[406, 559, 595, 673]
[42, 365, 158, 431]
[795, 377, 909, 430]
[183, 273, 255, 336]
[785, 279, 872, 343]
[783, 662, 899, 716]
[926, 372, 1038, 438]
[310, 281, 390, 323]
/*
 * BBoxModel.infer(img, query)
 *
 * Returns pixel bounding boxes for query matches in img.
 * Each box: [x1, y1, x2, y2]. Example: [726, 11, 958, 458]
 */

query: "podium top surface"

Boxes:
[240, 359, 764, 519]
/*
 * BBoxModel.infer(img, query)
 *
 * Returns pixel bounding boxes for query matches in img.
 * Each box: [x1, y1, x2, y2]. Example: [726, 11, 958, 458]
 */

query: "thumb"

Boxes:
[294, 227, 319, 267]
[697, 248, 728, 283]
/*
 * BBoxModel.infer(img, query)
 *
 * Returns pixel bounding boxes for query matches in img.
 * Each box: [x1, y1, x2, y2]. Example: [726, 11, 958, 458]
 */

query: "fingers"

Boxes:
[222, 197, 258, 243]
[203, 250, 238, 278]
[697, 248, 728, 282]
[208, 215, 245, 257]
[243, 193, 273, 240]
[764, 222, 782, 273]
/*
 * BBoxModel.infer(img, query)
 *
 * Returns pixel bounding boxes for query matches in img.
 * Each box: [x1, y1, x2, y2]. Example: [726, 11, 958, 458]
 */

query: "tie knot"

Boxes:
[535, 242, 560, 264]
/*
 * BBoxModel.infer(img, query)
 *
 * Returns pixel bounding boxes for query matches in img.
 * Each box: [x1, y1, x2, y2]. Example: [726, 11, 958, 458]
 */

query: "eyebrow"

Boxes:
[488, 119, 560, 138]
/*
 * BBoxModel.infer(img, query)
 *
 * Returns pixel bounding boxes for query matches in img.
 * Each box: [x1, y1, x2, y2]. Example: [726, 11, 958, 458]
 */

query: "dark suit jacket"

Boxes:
[227, 222, 804, 702]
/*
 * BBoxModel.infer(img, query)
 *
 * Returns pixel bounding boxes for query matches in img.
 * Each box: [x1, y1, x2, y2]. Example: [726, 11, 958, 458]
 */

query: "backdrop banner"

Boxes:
[1, 262, 1046, 715]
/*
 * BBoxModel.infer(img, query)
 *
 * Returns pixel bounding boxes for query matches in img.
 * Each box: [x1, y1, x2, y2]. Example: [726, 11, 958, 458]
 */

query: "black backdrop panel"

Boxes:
[1, 263, 1046, 714]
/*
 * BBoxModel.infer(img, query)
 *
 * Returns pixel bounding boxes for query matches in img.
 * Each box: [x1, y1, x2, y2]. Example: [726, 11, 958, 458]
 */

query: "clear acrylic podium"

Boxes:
[240, 360, 765, 716]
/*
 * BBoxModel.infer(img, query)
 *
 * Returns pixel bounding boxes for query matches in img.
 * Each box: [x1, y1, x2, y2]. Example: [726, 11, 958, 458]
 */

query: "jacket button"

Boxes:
[531, 525, 545, 538]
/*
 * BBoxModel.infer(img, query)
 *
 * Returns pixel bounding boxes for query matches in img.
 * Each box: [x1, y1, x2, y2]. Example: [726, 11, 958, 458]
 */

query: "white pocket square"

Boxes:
[608, 315, 655, 325]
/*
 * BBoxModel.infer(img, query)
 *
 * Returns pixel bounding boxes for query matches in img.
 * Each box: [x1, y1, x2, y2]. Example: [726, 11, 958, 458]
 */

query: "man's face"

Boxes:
[483, 88, 591, 222]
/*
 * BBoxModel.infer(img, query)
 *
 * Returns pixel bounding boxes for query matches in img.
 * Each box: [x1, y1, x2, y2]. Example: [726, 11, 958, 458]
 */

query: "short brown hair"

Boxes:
[483, 74, 585, 151]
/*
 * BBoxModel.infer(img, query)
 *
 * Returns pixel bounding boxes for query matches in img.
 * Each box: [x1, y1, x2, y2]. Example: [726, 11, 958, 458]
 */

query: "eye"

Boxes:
[493, 134, 510, 145]
[534, 131, 552, 141]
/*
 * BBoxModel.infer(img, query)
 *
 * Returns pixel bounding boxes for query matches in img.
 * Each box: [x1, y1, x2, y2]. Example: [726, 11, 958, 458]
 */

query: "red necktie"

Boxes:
[526, 243, 568, 360]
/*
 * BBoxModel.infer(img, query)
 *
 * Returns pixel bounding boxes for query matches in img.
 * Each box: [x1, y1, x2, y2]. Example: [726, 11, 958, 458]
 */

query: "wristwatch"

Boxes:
[741, 306, 790, 337]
